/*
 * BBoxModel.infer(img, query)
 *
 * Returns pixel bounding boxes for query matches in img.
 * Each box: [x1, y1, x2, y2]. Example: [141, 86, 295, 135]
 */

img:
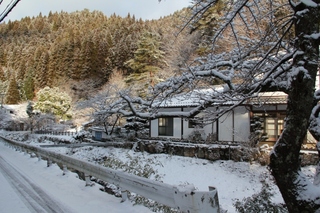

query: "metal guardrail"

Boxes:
[0, 136, 220, 213]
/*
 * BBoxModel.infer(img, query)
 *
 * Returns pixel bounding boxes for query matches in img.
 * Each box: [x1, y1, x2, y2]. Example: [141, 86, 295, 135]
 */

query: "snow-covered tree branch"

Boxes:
[111, 0, 320, 211]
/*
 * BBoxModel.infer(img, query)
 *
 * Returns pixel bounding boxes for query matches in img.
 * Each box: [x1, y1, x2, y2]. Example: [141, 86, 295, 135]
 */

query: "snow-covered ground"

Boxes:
[0, 139, 153, 213]
[0, 132, 317, 212]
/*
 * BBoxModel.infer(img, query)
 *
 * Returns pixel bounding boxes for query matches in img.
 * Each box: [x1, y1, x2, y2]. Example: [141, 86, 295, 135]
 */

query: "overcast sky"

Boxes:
[1, 0, 191, 22]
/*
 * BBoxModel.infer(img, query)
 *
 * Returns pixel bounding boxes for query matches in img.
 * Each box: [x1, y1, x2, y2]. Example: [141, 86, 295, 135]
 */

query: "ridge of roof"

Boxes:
[156, 90, 287, 107]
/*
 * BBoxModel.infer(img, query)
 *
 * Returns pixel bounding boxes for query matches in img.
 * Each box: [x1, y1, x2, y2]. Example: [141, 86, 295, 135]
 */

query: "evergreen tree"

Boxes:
[5, 75, 20, 104]
[125, 31, 167, 96]
[0, 66, 5, 81]
[48, 46, 59, 84]
[79, 39, 96, 79]
[190, 0, 225, 37]
[22, 69, 35, 100]
[35, 51, 49, 88]
[17, 60, 26, 81]
[0, 81, 6, 99]
[125, 31, 166, 75]
[51, 15, 62, 31]
[33, 46, 45, 78]
[0, 46, 7, 66]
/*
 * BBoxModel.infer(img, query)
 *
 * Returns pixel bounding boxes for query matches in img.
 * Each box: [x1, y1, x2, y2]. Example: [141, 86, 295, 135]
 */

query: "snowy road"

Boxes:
[0, 155, 69, 213]
[0, 140, 152, 213]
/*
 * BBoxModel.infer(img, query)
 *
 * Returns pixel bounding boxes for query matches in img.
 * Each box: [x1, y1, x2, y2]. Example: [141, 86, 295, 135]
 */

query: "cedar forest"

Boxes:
[0, 8, 199, 104]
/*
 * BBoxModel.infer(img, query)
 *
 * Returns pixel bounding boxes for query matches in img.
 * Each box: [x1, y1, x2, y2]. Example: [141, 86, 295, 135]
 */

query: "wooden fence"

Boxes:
[35, 130, 76, 136]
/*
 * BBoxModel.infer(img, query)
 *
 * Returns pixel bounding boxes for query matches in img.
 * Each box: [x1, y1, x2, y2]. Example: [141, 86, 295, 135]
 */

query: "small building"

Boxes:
[149, 93, 251, 143]
[90, 126, 108, 141]
[89, 126, 130, 141]
[149, 90, 316, 147]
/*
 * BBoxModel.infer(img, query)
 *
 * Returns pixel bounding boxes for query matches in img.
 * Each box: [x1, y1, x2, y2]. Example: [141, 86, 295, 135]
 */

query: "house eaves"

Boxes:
[155, 90, 288, 108]
[249, 92, 288, 105]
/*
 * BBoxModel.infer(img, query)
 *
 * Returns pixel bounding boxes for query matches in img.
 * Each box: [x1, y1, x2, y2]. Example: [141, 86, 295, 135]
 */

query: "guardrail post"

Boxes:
[62, 164, 68, 175]
[47, 159, 52, 167]
[85, 174, 93, 186]
[173, 185, 220, 213]
[30, 152, 36, 158]
[121, 190, 128, 203]
[209, 186, 220, 211]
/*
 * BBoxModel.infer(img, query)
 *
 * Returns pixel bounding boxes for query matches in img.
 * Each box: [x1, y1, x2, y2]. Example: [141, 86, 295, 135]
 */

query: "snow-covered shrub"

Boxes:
[1, 119, 21, 131]
[188, 128, 205, 142]
[206, 132, 217, 143]
[236, 138, 261, 162]
[249, 116, 266, 146]
[103, 153, 163, 180]
[257, 144, 273, 166]
[233, 174, 287, 213]
[154, 141, 165, 153]
[124, 116, 149, 138]
[72, 130, 89, 142]
[34, 87, 72, 120]
[126, 133, 136, 141]
[300, 153, 319, 166]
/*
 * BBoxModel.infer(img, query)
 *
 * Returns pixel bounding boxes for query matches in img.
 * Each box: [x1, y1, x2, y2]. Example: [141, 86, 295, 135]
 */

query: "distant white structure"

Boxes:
[1, 104, 28, 118]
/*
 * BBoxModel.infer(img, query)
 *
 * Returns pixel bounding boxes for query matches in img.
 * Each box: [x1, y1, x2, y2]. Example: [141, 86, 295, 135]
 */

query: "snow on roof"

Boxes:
[250, 92, 287, 105]
[82, 119, 94, 127]
[2, 103, 29, 118]
[156, 89, 287, 108]
[159, 96, 203, 107]
[90, 126, 105, 131]
[158, 89, 212, 107]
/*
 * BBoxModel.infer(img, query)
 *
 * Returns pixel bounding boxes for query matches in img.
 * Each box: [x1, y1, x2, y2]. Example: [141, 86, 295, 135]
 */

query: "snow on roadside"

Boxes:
[41, 143, 282, 212]
[0, 131, 317, 212]
[0, 138, 152, 213]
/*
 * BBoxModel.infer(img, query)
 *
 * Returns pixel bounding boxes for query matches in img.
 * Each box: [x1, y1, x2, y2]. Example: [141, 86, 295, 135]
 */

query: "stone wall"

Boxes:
[136, 140, 319, 165]
[2, 131, 317, 165]
[136, 140, 256, 162]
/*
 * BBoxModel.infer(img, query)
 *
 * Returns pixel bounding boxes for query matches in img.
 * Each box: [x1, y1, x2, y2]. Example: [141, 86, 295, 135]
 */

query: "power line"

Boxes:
[0, 0, 21, 23]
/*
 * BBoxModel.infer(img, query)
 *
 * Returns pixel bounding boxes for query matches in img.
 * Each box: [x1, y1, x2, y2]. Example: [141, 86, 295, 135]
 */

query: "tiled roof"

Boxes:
[157, 90, 287, 107]
[159, 98, 202, 107]
[250, 95, 287, 105]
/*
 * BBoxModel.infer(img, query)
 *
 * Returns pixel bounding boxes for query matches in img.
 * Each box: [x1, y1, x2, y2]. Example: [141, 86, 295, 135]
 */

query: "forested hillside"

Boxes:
[0, 8, 197, 103]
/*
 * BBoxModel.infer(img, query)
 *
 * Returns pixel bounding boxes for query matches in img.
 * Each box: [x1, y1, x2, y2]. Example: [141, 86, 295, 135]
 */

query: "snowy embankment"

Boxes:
[0, 131, 317, 212]
[0, 138, 153, 213]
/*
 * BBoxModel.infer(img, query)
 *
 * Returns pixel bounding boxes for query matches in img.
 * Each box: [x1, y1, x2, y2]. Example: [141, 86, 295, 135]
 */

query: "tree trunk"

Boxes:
[269, 2, 320, 212]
